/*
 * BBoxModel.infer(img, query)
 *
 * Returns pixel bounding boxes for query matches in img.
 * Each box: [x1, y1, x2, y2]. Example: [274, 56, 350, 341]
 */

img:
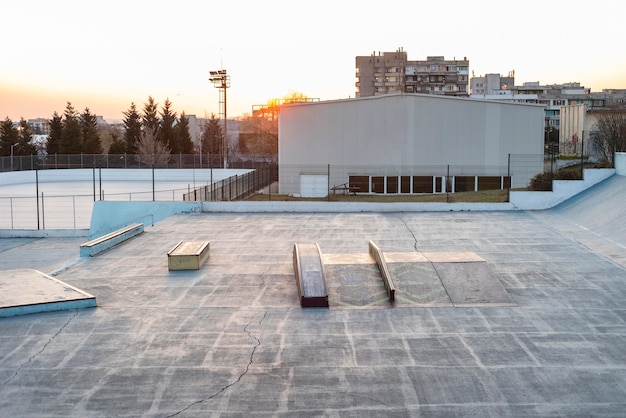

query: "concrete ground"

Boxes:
[1, 176, 626, 417]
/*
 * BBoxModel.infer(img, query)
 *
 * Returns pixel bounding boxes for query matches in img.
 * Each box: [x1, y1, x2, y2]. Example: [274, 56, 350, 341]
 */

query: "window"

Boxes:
[387, 177, 398, 194]
[413, 176, 433, 193]
[401, 176, 411, 193]
[454, 176, 475, 192]
[372, 177, 385, 193]
[349, 176, 368, 193]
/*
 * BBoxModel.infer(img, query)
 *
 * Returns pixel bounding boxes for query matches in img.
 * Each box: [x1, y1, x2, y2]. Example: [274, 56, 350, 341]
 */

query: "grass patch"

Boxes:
[245, 188, 509, 203]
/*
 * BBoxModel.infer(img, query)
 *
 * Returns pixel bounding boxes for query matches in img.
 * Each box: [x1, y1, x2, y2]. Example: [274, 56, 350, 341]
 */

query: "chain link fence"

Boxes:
[1, 153, 549, 230]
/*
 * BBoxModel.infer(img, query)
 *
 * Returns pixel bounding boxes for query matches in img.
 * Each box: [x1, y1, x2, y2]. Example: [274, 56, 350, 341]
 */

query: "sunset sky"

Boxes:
[1, 0, 625, 123]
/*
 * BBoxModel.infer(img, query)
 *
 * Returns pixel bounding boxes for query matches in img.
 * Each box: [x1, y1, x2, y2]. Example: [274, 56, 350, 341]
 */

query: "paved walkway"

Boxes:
[1, 177, 625, 417]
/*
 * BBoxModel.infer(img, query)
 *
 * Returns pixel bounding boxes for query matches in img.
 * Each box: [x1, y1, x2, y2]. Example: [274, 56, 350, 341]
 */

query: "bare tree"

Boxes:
[135, 127, 170, 167]
[592, 110, 626, 163]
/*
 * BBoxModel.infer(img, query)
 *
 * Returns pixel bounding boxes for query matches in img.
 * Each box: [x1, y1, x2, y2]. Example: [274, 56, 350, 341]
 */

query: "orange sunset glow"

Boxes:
[1, 0, 625, 122]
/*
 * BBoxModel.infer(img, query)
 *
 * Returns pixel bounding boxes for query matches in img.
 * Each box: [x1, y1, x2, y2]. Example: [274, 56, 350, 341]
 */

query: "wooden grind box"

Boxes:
[167, 241, 210, 270]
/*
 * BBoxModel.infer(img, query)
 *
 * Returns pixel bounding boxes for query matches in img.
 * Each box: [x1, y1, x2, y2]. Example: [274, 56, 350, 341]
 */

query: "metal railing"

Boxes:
[0, 153, 274, 172]
[183, 165, 275, 202]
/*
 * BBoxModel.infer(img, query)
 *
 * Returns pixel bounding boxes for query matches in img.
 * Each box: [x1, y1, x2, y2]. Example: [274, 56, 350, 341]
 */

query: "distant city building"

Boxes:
[355, 48, 469, 97]
[470, 75, 626, 156]
[27, 118, 50, 135]
[470, 72, 515, 96]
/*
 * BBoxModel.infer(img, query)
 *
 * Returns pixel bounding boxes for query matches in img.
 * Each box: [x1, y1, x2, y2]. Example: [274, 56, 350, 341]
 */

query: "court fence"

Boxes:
[1, 153, 566, 230]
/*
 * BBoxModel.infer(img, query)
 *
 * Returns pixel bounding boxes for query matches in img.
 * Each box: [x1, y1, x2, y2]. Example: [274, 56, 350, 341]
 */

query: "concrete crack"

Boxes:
[3, 310, 77, 384]
[397, 216, 419, 251]
[165, 311, 267, 418]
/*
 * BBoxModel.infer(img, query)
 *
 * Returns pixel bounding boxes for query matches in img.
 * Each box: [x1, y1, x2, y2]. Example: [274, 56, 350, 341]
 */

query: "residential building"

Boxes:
[27, 118, 50, 135]
[470, 72, 515, 96]
[355, 48, 469, 98]
[469, 77, 626, 155]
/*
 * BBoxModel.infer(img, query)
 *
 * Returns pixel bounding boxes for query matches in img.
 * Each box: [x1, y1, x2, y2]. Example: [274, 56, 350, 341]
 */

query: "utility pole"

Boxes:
[209, 69, 230, 168]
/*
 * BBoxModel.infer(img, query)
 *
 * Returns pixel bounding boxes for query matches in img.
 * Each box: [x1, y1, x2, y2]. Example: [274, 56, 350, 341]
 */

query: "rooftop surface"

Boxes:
[1, 175, 625, 417]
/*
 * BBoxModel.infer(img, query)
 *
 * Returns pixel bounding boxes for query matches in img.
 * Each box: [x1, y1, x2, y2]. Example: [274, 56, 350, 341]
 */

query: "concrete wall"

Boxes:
[203, 201, 515, 213]
[509, 168, 615, 210]
[615, 153, 626, 176]
[89, 201, 202, 239]
[278, 94, 544, 195]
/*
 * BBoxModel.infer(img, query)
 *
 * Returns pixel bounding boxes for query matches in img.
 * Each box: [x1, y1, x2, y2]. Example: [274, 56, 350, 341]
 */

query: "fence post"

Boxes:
[92, 163, 96, 201]
[580, 134, 584, 179]
[327, 164, 330, 202]
[41, 192, 45, 230]
[507, 153, 511, 201]
[99, 167, 102, 200]
[268, 165, 271, 201]
[36, 165, 40, 230]
[446, 165, 450, 202]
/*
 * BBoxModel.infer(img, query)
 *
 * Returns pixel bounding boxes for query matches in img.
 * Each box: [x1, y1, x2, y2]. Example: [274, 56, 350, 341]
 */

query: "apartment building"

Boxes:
[470, 76, 626, 129]
[470, 75, 626, 156]
[470, 72, 515, 96]
[355, 48, 469, 97]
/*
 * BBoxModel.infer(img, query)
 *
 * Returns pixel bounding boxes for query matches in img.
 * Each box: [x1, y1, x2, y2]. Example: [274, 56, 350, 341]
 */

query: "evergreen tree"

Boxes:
[107, 132, 127, 154]
[142, 96, 160, 140]
[159, 98, 177, 153]
[80, 108, 102, 154]
[17, 118, 37, 155]
[60, 102, 82, 154]
[201, 114, 223, 163]
[0, 117, 19, 156]
[176, 112, 194, 154]
[46, 112, 63, 155]
[122, 102, 142, 154]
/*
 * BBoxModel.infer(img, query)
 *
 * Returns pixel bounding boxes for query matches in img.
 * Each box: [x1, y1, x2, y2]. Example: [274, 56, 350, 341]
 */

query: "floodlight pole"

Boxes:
[209, 69, 230, 168]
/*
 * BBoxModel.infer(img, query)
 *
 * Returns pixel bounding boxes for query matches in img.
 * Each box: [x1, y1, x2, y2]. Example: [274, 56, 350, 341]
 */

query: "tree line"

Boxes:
[0, 97, 202, 160]
[1, 91, 313, 162]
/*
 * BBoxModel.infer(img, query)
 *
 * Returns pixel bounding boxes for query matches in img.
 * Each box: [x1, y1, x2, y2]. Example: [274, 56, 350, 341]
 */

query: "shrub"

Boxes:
[527, 164, 586, 191]
[528, 172, 553, 191]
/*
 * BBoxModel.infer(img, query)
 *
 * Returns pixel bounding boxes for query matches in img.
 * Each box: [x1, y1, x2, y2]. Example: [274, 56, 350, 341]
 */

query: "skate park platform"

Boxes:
[0, 174, 625, 416]
[0, 269, 95, 317]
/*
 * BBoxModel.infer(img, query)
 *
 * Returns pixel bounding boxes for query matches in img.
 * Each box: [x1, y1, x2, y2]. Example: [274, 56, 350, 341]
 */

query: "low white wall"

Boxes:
[509, 168, 615, 210]
[89, 201, 202, 239]
[0, 229, 88, 238]
[616, 153, 626, 176]
[203, 201, 516, 213]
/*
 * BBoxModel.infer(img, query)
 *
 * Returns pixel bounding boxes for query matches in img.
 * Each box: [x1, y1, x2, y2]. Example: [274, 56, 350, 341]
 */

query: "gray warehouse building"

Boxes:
[278, 94, 544, 197]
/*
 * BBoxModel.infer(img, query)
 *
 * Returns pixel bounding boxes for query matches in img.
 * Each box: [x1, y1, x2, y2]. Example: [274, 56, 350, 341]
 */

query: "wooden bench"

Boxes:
[80, 223, 144, 257]
[293, 243, 329, 308]
[167, 241, 210, 270]
[369, 240, 396, 302]
[331, 183, 359, 195]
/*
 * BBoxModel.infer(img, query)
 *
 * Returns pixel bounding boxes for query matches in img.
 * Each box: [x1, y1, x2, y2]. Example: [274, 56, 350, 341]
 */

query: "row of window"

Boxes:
[348, 175, 511, 194]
